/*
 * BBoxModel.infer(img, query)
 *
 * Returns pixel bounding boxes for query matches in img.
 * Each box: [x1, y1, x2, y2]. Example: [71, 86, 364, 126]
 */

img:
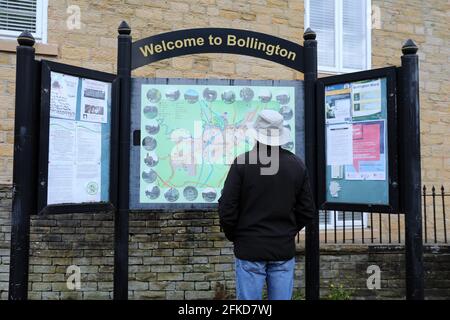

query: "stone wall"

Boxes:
[315, 245, 450, 300]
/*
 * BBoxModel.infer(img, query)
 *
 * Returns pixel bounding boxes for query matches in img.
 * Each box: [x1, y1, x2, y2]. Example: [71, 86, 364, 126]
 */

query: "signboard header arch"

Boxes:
[130, 28, 305, 73]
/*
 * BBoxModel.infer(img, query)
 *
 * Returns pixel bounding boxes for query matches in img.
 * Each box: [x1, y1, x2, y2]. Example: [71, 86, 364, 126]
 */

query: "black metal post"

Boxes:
[114, 21, 132, 300]
[303, 28, 320, 300]
[8, 31, 38, 300]
[399, 39, 424, 300]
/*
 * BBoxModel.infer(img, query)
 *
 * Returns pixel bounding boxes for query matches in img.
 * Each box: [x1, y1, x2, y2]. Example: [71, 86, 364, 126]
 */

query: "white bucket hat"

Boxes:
[248, 109, 292, 146]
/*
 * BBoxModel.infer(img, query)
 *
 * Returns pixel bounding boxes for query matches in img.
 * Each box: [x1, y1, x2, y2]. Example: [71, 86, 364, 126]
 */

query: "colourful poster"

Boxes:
[139, 85, 296, 204]
[352, 79, 382, 120]
[352, 122, 381, 170]
[80, 79, 108, 123]
[324, 77, 389, 205]
[345, 120, 386, 181]
[325, 84, 352, 124]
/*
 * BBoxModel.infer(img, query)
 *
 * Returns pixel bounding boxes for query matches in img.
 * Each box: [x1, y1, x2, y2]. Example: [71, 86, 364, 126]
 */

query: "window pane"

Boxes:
[319, 210, 331, 225]
[309, 0, 335, 68]
[0, 0, 37, 33]
[342, 0, 367, 69]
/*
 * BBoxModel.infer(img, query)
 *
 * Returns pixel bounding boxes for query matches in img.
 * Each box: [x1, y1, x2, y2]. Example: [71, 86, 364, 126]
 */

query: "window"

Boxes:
[0, 0, 48, 42]
[319, 211, 368, 230]
[305, 0, 371, 73]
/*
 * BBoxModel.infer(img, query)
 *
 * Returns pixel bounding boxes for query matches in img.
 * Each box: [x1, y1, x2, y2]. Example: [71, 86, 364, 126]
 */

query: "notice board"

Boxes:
[37, 61, 118, 214]
[130, 78, 305, 211]
[317, 67, 398, 213]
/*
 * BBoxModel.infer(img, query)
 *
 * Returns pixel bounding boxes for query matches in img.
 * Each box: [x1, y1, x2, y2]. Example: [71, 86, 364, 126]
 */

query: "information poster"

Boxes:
[46, 72, 111, 205]
[135, 84, 298, 205]
[325, 78, 389, 205]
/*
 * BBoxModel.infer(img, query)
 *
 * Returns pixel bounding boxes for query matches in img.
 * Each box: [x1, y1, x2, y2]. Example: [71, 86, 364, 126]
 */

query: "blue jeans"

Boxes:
[235, 257, 295, 300]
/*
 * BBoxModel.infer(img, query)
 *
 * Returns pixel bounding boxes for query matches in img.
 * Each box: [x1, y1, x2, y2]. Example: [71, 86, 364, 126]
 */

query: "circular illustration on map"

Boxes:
[142, 169, 157, 184]
[202, 188, 217, 202]
[258, 89, 272, 103]
[279, 105, 293, 121]
[276, 92, 290, 105]
[283, 124, 292, 132]
[165, 89, 180, 101]
[143, 105, 158, 119]
[145, 119, 160, 135]
[164, 188, 180, 202]
[144, 152, 158, 167]
[146, 88, 161, 103]
[240, 87, 254, 102]
[183, 186, 198, 201]
[142, 136, 157, 151]
[145, 186, 160, 200]
[221, 90, 236, 104]
[282, 141, 294, 151]
[203, 88, 217, 102]
[184, 89, 199, 104]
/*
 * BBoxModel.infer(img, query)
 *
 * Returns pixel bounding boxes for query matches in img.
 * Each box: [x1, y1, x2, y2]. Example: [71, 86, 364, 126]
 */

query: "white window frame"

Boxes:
[0, 0, 48, 43]
[319, 210, 368, 230]
[305, 0, 372, 74]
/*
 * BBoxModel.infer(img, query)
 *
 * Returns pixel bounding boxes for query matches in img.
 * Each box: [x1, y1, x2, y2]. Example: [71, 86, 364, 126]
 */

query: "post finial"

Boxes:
[402, 39, 418, 55]
[118, 21, 131, 35]
[17, 30, 35, 47]
[303, 28, 316, 41]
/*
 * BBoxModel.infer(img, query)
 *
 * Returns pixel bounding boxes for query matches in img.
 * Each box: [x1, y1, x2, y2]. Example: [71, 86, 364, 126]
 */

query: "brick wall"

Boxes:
[1, 186, 450, 300]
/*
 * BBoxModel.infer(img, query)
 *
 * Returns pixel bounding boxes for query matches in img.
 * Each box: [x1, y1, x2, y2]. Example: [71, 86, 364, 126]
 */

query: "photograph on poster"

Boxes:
[80, 79, 108, 123]
[46, 72, 111, 206]
[50, 72, 78, 120]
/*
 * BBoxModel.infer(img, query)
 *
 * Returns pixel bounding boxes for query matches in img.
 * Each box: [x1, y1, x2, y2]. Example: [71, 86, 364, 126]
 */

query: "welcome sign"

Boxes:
[131, 28, 305, 72]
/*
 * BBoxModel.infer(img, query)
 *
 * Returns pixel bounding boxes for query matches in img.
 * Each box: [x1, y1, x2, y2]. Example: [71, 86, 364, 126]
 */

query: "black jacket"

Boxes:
[218, 144, 316, 261]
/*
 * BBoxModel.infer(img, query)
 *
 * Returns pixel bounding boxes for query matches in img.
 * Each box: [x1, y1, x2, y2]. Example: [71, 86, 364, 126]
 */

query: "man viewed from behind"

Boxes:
[218, 109, 316, 300]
